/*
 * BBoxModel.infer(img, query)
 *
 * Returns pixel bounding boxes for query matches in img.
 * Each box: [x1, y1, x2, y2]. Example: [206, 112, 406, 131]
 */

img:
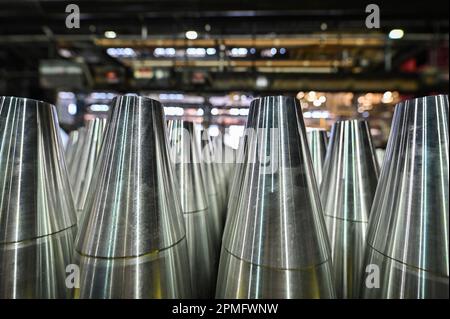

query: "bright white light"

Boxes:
[230, 48, 248, 57]
[58, 91, 75, 99]
[175, 107, 184, 116]
[196, 108, 204, 116]
[238, 108, 249, 116]
[318, 95, 327, 103]
[164, 107, 184, 116]
[185, 30, 198, 40]
[186, 48, 206, 57]
[90, 104, 109, 112]
[307, 91, 316, 102]
[229, 108, 240, 116]
[58, 48, 72, 58]
[211, 108, 219, 115]
[67, 103, 77, 115]
[256, 76, 268, 88]
[107, 47, 136, 58]
[206, 48, 216, 55]
[91, 92, 116, 100]
[154, 47, 176, 57]
[104, 31, 117, 39]
[208, 125, 220, 137]
[313, 100, 322, 107]
[389, 29, 404, 39]
[382, 91, 394, 103]
[303, 110, 329, 119]
[159, 93, 184, 100]
[270, 48, 277, 55]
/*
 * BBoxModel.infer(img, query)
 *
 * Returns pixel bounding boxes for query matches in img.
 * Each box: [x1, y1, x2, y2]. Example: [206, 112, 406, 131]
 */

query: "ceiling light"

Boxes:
[256, 76, 269, 88]
[185, 30, 198, 40]
[67, 103, 77, 115]
[206, 48, 216, 55]
[388, 29, 404, 40]
[104, 31, 117, 39]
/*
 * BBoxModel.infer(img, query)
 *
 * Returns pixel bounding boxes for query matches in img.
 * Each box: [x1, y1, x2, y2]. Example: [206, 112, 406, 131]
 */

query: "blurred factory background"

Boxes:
[0, 0, 448, 148]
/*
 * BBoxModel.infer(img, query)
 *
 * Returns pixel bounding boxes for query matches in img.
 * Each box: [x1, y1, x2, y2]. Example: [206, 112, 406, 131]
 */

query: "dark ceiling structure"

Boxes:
[0, 0, 448, 100]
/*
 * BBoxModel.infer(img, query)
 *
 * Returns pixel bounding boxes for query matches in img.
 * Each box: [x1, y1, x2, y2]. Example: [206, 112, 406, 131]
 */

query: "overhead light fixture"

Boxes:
[104, 31, 117, 39]
[206, 48, 216, 55]
[388, 29, 404, 39]
[67, 103, 77, 115]
[58, 48, 73, 58]
[89, 104, 110, 112]
[185, 30, 198, 40]
[255, 75, 269, 88]
[313, 100, 322, 107]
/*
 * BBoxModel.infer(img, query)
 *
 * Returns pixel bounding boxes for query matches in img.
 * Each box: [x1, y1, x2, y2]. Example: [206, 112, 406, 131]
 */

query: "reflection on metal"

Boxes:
[0, 96, 77, 298]
[375, 148, 385, 168]
[75, 95, 191, 298]
[306, 129, 328, 185]
[66, 127, 86, 184]
[217, 96, 335, 298]
[70, 118, 106, 215]
[320, 120, 379, 298]
[65, 129, 80, 165]
[167, 120, 215, 298]
[201, 130, 226, 229]
[361, 95, 449, 299]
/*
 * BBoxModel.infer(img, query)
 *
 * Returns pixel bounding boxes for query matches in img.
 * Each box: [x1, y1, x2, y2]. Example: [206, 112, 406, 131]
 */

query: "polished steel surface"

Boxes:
[223, 133, 249, 230]
[0, 96, 77, 298]
[212, 135, 229, 201]
[76, 95, 191, 298]
[70, 118, 106, 215]
[66, 127, 87, 185]
[167, 119, 215, 298]
[217, 96, 335, 298]
[361, 95, 449, 299]
[306, 129, 328, 185]
[201, 130, 226, 225]
[375, 148, 385, 168]
[320, 120, 379, 298]
[65, 129, 80, 166]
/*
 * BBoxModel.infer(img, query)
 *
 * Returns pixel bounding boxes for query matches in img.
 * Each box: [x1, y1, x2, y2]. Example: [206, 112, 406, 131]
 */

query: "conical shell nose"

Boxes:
[0, 96, 77, 298]
[320, 119, 379, 298]
[217, 96, 335, 299]
[75, 95, 191, 298]
[307, 128, 328, 185]
[167, 119, 216, 298]
[362, 94, 449, 299]
[69, 118, 106, 214]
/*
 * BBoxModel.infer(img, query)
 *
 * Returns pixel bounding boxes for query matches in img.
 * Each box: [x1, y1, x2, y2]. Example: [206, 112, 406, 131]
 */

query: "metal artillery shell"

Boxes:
[75, 95, 191, 298]
[70, 118, 106, 216]
[320, 120, 379, 298]
[306, 129, 328, 185]
[217, 96, 336, 299]
[361, 95, 449, 299]
[167, 120, 216, 298]
[0, 96, 77, 298]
